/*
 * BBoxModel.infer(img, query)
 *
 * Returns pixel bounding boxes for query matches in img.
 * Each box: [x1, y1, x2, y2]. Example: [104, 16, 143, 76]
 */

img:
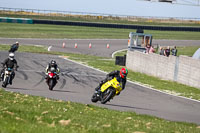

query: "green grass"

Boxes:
[177, 46, 200, 57]
[0, 88, 200, 133]
[1, 44, 200, 101]
[1, 23, 200, 40]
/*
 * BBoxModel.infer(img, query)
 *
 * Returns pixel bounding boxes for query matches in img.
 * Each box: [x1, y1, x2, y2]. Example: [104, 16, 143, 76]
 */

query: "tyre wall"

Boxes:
[0, 17, 33, 24]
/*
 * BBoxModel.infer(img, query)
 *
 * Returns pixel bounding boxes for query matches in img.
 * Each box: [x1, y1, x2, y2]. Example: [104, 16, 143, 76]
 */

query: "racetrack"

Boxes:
[0, 51, 200, 124]
[1, 38, 200, 57]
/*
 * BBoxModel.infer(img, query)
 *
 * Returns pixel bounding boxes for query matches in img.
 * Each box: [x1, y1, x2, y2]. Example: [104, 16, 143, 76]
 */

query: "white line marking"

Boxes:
[48, 46, 52, 51]
[59, 56, 107, 75]
[59, 56, 200, 103]
[111, 49, 127, 58]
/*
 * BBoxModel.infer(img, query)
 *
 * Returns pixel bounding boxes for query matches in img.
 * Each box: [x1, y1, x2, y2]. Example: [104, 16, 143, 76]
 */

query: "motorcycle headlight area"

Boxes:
[5, 71, 11, 74]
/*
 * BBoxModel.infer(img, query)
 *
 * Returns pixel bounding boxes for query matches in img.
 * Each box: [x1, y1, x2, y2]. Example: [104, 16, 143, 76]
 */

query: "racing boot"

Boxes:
[9, 73, 15, 85]
[9, 78, 13, 85]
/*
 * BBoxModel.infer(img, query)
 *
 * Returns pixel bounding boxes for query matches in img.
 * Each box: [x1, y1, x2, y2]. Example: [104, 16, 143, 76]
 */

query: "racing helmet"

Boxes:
[50, 60, 56, 67]
[120, 68, 128, 79]
[9, 53, 15, 60]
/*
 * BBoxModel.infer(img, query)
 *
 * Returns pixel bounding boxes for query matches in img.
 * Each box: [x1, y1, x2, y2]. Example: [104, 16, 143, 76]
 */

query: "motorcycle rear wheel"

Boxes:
[101, 87, 115, 104]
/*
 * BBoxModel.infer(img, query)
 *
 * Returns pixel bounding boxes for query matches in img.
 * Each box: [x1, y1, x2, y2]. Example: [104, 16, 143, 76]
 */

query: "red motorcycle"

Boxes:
[46, 68, 57, 91]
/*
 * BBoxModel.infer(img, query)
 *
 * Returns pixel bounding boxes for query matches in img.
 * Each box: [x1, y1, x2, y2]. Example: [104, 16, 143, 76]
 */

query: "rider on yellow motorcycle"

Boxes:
[94, 68, 128, 97]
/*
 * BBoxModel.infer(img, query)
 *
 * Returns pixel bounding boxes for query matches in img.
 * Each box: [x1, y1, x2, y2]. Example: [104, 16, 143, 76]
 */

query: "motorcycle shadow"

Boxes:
[51, 89, 77, 93]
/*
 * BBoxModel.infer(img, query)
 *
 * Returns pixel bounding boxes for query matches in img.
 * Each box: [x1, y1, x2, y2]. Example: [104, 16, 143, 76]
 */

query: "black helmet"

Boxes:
[50, 60, 56, 67]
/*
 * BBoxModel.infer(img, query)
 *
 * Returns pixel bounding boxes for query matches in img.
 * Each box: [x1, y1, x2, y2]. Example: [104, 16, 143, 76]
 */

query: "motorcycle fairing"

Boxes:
[100, 77, 122, 94]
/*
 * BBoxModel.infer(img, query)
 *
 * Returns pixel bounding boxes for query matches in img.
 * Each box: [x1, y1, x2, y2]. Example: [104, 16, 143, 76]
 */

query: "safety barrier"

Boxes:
[33, 19, 200, 32]
[126, 50, 200, 89]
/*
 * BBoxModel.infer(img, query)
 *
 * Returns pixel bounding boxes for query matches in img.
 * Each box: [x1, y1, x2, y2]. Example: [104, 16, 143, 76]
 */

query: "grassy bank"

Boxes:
[0, 88, 199, 133]
[1, 23, 200, 40]
[1, 44, 200, 101]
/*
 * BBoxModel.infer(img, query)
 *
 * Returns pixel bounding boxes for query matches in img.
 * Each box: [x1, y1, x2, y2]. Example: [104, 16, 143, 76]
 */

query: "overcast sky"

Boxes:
[0, 0, 200, 19]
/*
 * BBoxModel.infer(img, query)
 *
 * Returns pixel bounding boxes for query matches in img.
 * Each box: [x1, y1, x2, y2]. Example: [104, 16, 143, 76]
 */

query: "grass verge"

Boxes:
[1, 44, 200, 101]
[1, 23, 200, 40]
[0, 88, 200, 133]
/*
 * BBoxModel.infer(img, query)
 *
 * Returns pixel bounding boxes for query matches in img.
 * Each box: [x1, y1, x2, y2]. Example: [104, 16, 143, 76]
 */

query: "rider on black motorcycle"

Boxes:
[9, 41, 19, 53]
[94, 68, 128, 96]
[45, 60, 60, 82]
[0, 53, 18, 84]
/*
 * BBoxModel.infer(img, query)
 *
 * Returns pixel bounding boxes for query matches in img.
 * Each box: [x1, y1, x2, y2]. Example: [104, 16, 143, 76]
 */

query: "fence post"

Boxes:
[173, 56, 179, 81]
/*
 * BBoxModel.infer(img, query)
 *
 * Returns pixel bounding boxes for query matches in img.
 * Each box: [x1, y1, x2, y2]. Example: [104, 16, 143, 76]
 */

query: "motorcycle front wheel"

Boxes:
[2, 77, 9, 88]
[91, 93, 98, 103]
[101, 87, 115, 104]
[49, 79, 55, 91]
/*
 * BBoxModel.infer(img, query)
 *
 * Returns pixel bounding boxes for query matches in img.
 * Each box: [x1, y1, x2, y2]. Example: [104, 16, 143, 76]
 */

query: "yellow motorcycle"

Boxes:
[91, 77, 122, 104]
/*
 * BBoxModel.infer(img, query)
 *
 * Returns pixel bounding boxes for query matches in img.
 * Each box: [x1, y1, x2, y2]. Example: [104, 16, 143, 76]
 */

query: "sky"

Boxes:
[0, 0, 200, 19]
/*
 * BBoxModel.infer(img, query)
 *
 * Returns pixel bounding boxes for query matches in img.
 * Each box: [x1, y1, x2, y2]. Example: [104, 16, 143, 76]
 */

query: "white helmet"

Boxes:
[9, 53, 15, 60]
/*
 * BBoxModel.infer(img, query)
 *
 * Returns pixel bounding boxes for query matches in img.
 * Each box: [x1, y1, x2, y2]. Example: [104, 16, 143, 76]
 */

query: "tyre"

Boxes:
[91, 93, 98, 103]
[49, 79, 55, 91]
[2, 77, 9, 88]
[101, 88, 115, 104]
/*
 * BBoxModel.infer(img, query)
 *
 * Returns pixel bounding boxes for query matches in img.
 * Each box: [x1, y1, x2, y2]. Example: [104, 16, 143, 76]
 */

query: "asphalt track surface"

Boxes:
[1, 38, 200, 57]
[0, 51, 200, 124]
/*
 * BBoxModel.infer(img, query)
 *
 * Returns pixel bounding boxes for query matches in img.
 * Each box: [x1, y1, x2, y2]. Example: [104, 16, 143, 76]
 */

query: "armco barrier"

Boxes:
[0, 17, 33, 24]
[126, 50, 200, 89]
[33, 19, 200, 32]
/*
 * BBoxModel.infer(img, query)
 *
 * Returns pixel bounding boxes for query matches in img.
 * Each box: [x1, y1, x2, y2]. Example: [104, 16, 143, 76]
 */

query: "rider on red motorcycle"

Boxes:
[0, 53, 18, 84]
[94, 68, 128, 96]
[45, 60, 60, 82]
